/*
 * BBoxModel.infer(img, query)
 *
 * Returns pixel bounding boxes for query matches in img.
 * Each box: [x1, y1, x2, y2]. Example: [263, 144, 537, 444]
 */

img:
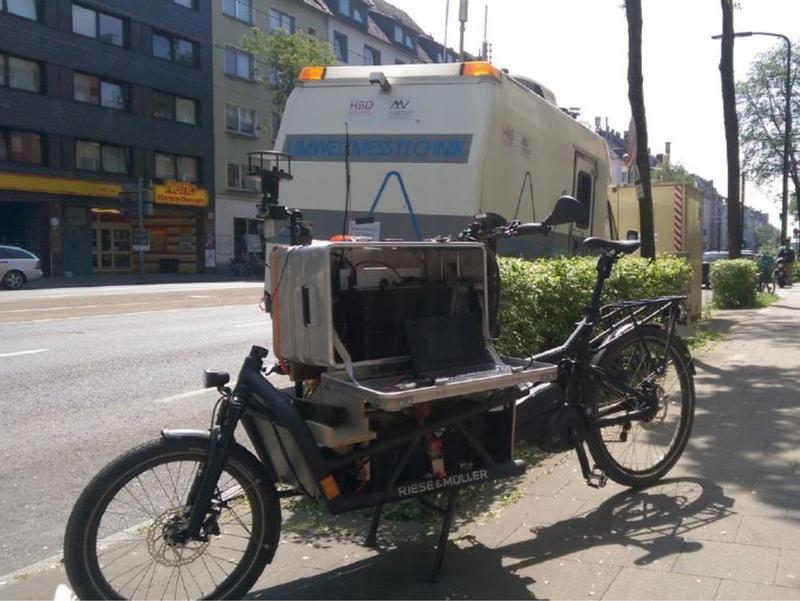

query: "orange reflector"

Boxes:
[320, 475, 341, 500]
[330, 234, 353, 241]
[298, 66, 325, 81]
[461, 61, 502, 80]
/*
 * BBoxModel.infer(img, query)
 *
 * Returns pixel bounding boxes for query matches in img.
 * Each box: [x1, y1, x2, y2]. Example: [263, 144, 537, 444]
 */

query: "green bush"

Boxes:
[709, 259, 758, 309]
[497, 255, 693, 356]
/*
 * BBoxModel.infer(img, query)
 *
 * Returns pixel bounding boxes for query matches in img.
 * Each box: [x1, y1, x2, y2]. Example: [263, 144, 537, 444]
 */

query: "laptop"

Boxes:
[404, 313, 507, 381]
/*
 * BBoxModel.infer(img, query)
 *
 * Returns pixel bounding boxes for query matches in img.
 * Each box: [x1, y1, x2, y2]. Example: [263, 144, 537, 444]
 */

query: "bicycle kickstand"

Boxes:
[364, 503, 383, 548]
[427, 489, 459, 582]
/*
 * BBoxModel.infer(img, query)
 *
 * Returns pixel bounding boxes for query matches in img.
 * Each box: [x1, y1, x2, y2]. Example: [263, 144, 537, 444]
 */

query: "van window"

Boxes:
[576, 171, 592, 229]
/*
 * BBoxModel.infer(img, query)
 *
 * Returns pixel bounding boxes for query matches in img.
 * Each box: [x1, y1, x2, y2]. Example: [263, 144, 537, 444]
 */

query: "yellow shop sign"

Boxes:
[154, 181, 208, 207]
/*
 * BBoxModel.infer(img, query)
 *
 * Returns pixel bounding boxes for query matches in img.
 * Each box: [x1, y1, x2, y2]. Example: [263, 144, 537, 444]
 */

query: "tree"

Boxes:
[241, 29, 336, 123]
[737, 43, 799, 229]
[624, 0, 655, 259]
[755, 223, 780, 254]
[718, 0, 742, 258]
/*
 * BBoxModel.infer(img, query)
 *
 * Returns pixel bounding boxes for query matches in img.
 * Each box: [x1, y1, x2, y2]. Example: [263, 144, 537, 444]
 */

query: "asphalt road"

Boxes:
[0, 282, 281, 575]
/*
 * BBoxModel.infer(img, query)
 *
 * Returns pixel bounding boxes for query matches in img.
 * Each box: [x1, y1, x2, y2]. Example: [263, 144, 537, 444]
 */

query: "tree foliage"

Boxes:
[241, 29, 336, 119]
[737, 42, 800, 214]
[755, 223, 780, 254]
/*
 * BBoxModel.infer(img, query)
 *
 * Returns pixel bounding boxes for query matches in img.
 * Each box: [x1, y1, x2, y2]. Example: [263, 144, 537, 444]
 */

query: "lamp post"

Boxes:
[712, 31, 792, 242]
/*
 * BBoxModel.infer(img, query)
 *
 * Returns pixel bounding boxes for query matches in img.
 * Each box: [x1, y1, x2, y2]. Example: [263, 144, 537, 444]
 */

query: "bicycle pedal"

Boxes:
[587, 468, 607, 489]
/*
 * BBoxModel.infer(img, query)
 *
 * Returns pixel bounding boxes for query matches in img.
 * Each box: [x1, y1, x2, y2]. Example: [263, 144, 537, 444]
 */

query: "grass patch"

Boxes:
[756, 292, 779, 308]
[685, 324, 724, 351]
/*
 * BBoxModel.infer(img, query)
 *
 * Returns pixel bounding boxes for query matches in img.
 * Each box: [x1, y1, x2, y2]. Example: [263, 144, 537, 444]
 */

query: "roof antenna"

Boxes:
[458, 0, 468, 61]
[481, 4, 489, 61]
[443, 0, 450, 62]
[341, 122, 351, 238]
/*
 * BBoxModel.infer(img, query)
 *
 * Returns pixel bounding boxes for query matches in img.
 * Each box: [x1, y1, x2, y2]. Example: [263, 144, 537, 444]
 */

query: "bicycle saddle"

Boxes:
[583, 237, 641, 255]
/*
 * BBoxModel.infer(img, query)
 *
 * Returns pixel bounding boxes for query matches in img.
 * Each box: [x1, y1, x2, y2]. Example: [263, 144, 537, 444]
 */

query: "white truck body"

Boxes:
[275, 62, 612, 253]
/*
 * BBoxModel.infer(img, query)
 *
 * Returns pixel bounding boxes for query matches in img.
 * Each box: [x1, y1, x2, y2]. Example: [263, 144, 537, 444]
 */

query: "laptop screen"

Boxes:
[404, 313, 492, 376]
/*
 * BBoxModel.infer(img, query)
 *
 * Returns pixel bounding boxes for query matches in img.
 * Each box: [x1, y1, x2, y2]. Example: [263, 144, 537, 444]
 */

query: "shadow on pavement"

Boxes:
[250, 478, 731, 600]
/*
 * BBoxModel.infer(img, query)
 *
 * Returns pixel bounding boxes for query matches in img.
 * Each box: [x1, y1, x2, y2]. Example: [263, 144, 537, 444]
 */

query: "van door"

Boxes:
[573, 151, 598, 233]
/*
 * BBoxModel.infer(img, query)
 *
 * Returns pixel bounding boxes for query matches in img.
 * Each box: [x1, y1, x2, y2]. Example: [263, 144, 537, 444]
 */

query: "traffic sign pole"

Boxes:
[137, 177, 144, 281]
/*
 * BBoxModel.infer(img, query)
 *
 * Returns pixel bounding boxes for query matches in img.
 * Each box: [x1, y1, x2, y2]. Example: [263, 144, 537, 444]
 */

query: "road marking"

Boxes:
[0, 304, 268, 326]
[188, 295, 212, 299]
[153, 388, 217, 404]
[0, 348, 50, 358]
[235, 321, 269, 328]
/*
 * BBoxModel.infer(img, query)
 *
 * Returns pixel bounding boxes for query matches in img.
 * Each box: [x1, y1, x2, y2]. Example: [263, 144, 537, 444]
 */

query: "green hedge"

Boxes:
[497, 255, 693, 356]
[710, 259, 758, 309]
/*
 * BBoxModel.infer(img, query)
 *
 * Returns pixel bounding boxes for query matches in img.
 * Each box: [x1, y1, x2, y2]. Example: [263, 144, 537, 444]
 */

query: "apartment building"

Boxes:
[0, 0, 214, 276]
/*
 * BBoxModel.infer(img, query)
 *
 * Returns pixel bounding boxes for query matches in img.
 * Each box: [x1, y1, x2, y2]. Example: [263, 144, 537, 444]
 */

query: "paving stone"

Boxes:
[775, 549, 800, 589]
[715, 579, 800, 599]
[601, 566, 720, 600]
[737, 516, 800, 551]
[509, 557, 620, 600]
[672, 540, 780, 584]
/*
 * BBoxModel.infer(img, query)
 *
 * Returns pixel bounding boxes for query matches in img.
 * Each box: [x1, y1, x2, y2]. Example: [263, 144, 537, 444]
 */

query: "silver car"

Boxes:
[0, 245, 44, 289]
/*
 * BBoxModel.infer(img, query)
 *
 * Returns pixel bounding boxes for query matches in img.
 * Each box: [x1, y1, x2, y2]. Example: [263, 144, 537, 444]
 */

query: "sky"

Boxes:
[387, 0, 799, 228]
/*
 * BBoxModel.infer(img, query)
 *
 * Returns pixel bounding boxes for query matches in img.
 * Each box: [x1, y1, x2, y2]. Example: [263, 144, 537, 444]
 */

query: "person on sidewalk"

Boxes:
[777, 239, 796, 285]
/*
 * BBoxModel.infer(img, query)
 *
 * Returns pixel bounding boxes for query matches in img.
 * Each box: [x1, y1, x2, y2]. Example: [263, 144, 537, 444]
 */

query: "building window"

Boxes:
[333, 32, 348, 63]
[152, 91, 197, 125]
[76, 140, 129, 174]
[393, 24, 413, 48]
[226, 103, 256, 136]
[271, 111, 281, 142]
[0, 130, 43, 164]
[72, 4, 126, 47]
[153, 31, 197, 67]
[224, 47, 254, 81]
[337, 0, 350, 15]
[171, 0, 195, 8]
[222, 0, 252, 24]
[364, 45, 380, 65]
[0, 55, 42, 92]
[2, 0, 38, 20]
[226, 162, 258, 192]
[73, 73, 126, 110]
[156, 152, 199, 183]
[269, 8, 294, 33]
[337, 0, 364, 23]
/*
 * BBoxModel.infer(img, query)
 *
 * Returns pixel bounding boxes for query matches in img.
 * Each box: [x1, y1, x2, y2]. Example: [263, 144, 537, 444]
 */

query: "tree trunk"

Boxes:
[625, 0, 655, 259]
[719, 0, 742, 258]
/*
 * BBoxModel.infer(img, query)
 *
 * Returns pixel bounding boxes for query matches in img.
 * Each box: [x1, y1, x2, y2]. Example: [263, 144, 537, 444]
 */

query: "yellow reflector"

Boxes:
[298, 66, 326, 81]
[320, 475, 341, 500]
[461, 61, 502, 80]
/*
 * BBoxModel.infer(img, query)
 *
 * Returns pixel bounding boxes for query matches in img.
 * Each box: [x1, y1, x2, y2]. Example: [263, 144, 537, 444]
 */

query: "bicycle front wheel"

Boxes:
[64, 437, 281, 600]
[586, 326, 695, 488]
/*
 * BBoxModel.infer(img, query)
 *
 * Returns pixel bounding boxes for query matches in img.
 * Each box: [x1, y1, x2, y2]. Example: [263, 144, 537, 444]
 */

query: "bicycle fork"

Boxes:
[176, 393, 245, 542]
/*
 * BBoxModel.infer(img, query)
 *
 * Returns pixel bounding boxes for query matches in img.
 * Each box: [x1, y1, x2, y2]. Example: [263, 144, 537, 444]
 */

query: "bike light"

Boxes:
[461, 61, 502, 80]
[298, 66, 326, 81]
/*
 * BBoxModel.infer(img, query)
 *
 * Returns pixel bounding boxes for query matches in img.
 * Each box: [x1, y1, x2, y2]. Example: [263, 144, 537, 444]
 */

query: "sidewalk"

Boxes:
[3, 289, 800, 600]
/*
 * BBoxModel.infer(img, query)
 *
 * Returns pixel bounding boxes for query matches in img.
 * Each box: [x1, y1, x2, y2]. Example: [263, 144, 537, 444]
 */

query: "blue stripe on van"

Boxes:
[283, 134, 473, 164]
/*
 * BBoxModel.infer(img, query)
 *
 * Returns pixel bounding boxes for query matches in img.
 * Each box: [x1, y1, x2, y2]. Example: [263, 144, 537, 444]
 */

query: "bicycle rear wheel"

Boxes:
[64, 437, 281, 600]
[586, 326, 695, 488]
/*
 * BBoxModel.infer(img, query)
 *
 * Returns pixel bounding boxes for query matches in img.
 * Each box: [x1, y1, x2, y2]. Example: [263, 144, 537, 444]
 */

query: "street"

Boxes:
[0, 283, 274, 575]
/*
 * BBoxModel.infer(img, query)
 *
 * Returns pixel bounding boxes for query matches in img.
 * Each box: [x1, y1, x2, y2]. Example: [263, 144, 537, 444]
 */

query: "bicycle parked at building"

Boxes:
[63, 196, 696, 600]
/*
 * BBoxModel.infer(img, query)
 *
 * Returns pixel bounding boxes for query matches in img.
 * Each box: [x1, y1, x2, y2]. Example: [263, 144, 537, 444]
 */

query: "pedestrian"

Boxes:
[777, 238, 796, 285]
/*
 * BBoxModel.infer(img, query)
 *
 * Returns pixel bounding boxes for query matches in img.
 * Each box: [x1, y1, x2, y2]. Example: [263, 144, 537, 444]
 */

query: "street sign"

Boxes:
[132, 229, 150, 252]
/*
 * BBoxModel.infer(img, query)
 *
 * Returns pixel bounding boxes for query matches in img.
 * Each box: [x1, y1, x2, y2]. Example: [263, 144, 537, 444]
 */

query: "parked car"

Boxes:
[702, 250, 755, 288]
[0, 245, 44, 289]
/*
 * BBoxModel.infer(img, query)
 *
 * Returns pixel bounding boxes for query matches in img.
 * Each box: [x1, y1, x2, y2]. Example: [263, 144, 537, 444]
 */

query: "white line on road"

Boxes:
[0, 348, 50, 358]
[153, 388, 218, 404]
[235, 321, 269, 328]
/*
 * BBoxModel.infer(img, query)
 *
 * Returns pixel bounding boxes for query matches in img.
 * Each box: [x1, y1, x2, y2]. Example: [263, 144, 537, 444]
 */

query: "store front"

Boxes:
[0, 173, 210, 276]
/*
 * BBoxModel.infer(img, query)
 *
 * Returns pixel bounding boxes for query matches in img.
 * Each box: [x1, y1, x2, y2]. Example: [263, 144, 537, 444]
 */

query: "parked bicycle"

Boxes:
[63, 196, 695, 600]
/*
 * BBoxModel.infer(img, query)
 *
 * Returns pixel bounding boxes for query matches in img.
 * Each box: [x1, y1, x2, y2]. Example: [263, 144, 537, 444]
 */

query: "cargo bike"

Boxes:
[64, 176, 695, 599]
